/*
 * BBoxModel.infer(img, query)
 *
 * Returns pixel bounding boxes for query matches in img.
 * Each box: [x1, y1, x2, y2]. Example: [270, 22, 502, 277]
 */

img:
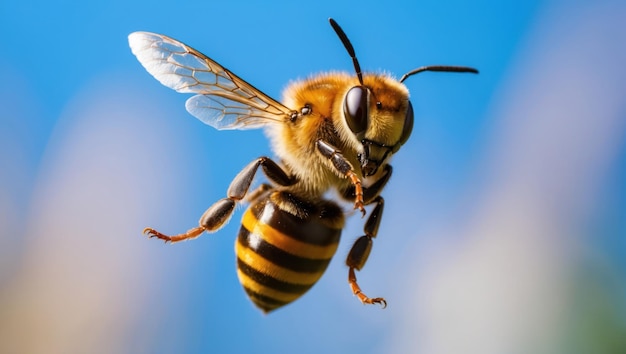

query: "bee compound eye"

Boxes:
[343, 86, 369, 137]
[394, 101, 414, 151]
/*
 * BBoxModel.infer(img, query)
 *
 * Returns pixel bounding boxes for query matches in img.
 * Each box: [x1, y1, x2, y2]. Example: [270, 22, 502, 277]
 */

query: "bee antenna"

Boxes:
[399, 65, 479, 83]
[329, 18, 364, 85]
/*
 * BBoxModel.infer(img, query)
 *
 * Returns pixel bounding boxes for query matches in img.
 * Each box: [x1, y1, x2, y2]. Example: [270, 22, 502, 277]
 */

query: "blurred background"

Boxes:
[1, 0, 625, 353]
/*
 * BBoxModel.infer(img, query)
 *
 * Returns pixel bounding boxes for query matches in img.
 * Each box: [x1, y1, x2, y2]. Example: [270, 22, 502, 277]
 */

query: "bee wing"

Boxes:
[128, 31, 293, 130]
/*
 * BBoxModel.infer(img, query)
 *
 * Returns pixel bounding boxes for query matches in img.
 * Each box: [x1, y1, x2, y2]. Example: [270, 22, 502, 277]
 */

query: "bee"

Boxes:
[128, 18, 478, 313]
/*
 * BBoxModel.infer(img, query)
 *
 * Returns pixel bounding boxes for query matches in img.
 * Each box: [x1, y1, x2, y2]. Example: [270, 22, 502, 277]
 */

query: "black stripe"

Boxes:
[237, 257, 313, 294]
[243, 286, 291, 312]
[238, 227, 333, 273]
[250, 194, 342, 247]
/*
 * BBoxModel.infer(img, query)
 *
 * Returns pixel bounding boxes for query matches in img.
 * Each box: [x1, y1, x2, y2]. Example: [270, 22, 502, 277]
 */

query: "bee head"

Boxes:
[343, 83, 414, 176]
[329, 18, 478, 176]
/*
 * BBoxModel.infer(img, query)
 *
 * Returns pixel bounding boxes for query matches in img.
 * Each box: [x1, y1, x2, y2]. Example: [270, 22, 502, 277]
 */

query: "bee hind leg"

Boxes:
[143, 226, 205, 243]
[143, 157, 295, 243]
[143, 197, 235, 243]
[345, 196, 387, 308]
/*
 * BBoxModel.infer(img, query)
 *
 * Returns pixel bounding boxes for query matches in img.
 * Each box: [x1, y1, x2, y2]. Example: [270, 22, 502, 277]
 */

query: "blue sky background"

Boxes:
[1, 0, 625, 353]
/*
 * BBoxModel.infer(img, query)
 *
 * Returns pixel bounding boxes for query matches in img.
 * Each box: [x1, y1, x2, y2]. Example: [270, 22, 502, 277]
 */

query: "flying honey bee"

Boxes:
[128, 18, 478, 313]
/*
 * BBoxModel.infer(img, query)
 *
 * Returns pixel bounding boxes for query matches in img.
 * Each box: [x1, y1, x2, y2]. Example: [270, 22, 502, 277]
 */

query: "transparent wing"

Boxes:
[128, 31, 293, 130]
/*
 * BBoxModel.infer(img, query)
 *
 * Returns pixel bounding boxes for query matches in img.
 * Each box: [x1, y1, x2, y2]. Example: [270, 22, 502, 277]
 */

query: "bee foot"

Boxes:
[142, 227, 172, 243]
[354, 202, 366, 217]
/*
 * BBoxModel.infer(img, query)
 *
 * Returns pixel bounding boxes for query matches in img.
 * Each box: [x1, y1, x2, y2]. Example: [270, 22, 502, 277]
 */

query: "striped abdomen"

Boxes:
[235, 191, 344, 313]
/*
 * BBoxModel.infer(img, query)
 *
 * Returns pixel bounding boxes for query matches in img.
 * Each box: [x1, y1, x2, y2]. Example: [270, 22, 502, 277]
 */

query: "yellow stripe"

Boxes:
[236, 268, 302, 303]
[235, 240, 325, 285]
[242, 209, 339, 260]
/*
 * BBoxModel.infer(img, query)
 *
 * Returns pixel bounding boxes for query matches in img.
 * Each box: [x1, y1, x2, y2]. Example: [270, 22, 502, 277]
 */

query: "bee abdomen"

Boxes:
[235, 192, 343, 313]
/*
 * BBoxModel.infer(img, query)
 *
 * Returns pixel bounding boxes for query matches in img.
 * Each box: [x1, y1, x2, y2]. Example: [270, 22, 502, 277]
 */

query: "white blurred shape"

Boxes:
[390, 2, 626, 354]
[0, 74, 193, 353]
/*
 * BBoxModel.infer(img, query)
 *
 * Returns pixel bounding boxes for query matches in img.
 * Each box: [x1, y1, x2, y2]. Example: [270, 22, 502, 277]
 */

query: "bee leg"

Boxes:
[143, 197, 237, 243]
[342, 164, 392, 204]
[143, 157, 295, 243]
[346, 196, 387, 308]
[316, 140, 365, 216]
[143, 226, 205, 243]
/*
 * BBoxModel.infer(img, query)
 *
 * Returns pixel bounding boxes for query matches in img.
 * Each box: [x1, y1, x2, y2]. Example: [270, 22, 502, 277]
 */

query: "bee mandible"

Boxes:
[128, 18, 478, 313]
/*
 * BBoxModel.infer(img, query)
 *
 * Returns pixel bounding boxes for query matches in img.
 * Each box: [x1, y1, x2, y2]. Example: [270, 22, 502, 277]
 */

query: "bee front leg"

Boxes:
[316, 140, 366, 216]
[144, 157, 295, 243]
[343, 164, 392, 204]
[345, 196, 387, 308]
